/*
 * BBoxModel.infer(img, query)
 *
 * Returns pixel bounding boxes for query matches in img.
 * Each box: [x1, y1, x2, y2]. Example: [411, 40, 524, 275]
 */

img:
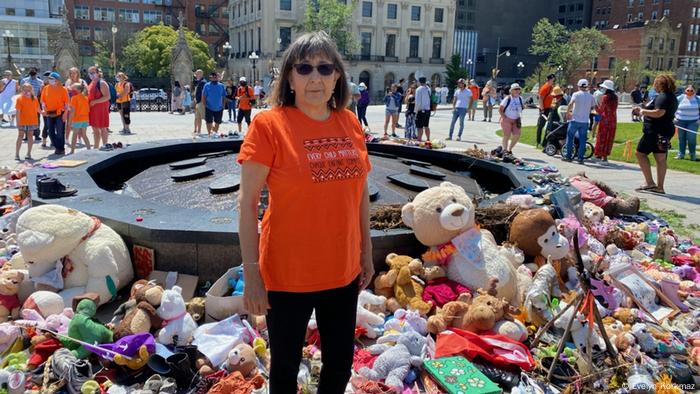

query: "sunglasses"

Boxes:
[292, 63, 336, 76]
[687, 90, 695, 93]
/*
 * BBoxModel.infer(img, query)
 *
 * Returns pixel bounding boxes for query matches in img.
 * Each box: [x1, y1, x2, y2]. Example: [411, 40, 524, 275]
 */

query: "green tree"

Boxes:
[121, 23, 214, 78]
[529, 18, 612, 84]
[609, 59, 644, 91]
[299, 0, 358, 54]
[444, 54, 469, 100]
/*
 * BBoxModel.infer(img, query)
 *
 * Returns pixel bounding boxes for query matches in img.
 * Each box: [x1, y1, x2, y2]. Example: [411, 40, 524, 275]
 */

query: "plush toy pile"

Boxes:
[2, 159, 700, 394]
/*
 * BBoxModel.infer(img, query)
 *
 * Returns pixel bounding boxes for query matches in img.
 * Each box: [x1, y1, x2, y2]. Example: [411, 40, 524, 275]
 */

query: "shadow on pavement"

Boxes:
[641, 193, 700, 205]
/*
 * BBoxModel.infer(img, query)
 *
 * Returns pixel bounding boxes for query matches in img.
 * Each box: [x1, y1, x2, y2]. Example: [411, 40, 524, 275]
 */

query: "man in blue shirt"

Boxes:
[202, 72, 226, 137]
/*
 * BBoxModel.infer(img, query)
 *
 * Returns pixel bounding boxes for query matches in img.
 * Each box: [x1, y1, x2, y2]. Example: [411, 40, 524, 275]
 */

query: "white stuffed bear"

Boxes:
[157, 285, 197, 346]
[15, 205, 133, 307]
[402, 182, 523, 305]
[357, 290, 386, 339]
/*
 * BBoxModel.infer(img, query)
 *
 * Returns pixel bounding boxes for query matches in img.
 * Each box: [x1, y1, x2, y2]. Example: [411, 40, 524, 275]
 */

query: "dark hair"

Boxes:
[267, 31, 349, 110]
[604, 88, 618, 104]
[547, 74, 556, 80]
[653, 74, 676, 94]
[174, 80, 181, 87]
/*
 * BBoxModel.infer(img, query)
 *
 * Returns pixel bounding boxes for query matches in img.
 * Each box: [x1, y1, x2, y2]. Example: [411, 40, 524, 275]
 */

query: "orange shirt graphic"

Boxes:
[539, 81, 554, 109]
[236, 86, 255, 110]
[40, 85, 69, 115]
[237, 106, 371, 292]
[70, 94, 90, 123]
[15, 95, 40, 127]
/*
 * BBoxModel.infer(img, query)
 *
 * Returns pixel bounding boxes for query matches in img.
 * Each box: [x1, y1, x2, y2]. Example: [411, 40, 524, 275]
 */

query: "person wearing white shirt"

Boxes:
[448, 79, 472, 140]
[440, 85, 448, 104]
[414, 77, 432, 141]
[498, 83, 524, 153]
[564, 79, 596, 163]
[0, 70, 18, 126]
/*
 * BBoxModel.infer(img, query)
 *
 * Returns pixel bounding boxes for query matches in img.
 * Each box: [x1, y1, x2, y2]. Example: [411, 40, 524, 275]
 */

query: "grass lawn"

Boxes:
[497, 123, 700, 175]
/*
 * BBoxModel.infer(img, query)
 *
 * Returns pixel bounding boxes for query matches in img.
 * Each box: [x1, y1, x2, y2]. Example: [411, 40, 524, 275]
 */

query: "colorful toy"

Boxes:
[156, 285, 197, 346]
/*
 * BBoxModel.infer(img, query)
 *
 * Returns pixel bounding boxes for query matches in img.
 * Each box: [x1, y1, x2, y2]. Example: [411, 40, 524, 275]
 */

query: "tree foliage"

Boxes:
[529, 18, 612, 84]
[299, 0, 358, 54]
[444, 54, 469, 100]
[121, 24, 214, 78]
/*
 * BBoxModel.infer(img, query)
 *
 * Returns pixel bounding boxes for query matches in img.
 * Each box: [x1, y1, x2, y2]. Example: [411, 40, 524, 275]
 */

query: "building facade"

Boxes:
[0, 0, 63, 74]
[227, 0, 455, 102]
[554, 0, 593, 30]
[63, 0, 229, 68]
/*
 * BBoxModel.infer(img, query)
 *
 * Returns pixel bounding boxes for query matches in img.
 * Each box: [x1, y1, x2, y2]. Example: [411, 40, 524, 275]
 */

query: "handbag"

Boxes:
[515, 118, 522, 128]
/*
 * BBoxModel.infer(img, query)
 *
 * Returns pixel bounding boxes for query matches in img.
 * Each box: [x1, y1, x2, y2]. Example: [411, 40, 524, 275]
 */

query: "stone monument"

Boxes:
[53, 9, 80, 78]
[170, 12, 194, 90]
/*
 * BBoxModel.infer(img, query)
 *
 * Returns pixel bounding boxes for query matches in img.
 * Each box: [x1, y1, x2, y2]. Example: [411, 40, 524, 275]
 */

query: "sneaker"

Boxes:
[391, 133, 398, 137]
[446, 137, 452, 141]
[54, 150, 65, 156]
[674, 155, 684, 160]
[562, 157, 572, 162]
[577, 159, 584, 164]
[37, 177, 77, 199]
[456, 137, 461, 141]
[99, 144, 114, 151]
[34, 137, 41, 142]
[107, 129, 113, 134]
[25, 155, 33, 160]
[14, 155, 20, 161]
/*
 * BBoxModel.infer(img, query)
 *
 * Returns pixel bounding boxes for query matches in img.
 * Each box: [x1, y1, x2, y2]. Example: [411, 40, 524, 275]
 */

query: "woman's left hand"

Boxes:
[358, 256, 375, 291]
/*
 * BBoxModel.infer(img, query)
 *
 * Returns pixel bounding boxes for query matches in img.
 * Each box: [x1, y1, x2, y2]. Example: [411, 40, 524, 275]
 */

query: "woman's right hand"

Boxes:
[243, 264, 269, 316]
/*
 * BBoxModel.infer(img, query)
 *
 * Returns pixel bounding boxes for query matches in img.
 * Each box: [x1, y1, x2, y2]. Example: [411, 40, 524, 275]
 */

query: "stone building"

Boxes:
[227, 0, 455, 102]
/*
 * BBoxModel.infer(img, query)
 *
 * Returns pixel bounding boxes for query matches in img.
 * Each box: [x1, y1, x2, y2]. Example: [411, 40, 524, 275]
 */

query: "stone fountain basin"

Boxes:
[27, 139, 535, 282]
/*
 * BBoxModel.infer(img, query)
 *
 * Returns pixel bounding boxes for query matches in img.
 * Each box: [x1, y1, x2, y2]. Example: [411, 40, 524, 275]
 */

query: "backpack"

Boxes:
[98, 79, 118, 105]
[503, 95, 523, 111]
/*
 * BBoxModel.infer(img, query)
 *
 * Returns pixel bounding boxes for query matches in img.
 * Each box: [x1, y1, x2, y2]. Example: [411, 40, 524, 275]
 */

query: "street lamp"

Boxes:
[248, 51, 259, 82]
[494, 36, 510, 84]
[3, 30, 14, 72]
[622, 66, 629, 92]
[517, 61, 524, 75]
[556, 65, 563, 81]
[111, 25, 118, 77]
[466, 58, 473, 78]
[222, 41, 232, 79]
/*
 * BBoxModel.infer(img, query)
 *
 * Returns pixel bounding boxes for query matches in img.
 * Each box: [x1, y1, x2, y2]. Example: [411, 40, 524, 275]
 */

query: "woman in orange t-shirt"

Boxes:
[68, 83, 91, 154]
[14, 83, 40, 160]
[238, 31, 373, 393]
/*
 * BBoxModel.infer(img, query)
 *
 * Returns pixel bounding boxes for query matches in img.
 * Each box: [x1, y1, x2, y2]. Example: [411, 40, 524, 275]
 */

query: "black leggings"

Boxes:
[536, 108, 551, 145]
[267, 277, 359, 394]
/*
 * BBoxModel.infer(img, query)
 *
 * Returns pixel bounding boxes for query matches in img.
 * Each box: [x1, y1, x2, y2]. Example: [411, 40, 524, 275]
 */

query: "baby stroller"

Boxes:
[543, 106, 594, 159]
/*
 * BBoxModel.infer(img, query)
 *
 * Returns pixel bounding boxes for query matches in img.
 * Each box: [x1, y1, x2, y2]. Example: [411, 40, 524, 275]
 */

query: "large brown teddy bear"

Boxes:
[373, 253, 433, 316]
[427, 278, 527, 341]
[113, 280, 164, 339]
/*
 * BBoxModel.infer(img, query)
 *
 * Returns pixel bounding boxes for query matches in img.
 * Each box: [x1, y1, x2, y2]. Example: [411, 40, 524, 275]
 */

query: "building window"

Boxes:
[119, 9, 140, 23]
[74, 5, 89, 20]
[559, 5, 566, 13]
[411, 6, 420, 21]
[279, 27, 291, 50]
[432, 37, 442, 59]
[94, 27, 107, 41]
[659, 38, 664, 50]
[94, 7, 115, 22]
[385, 34, 396, 57]
[651, 10, 657, 20]
[5, 8, 14, 15]
[638, 12, 643, 20]
[628, 0, 634, 6]
[25, 9, 34, 17]
[647, 37, 653, 49]
[259, 0, 261, 10]
[467, 12, 473, 22]
[409, 35, 419, 58]
[24, 37, 38, 48]
[569, 4, 575, 11]
[639, 0, 644, 4]
[671, 38, 676, 50]
[257, 27, 261, 52]
[143, 10, 162, 24]
[663, 9, 669, 17]
[76, 26, 91, 41]
[387, 3, 397, 19]
[119, 0, 138, 2]
[652, 0, 658, 4]
[608, 57, 616, 69]
[279, 0, 291, 11]
[627, 14, 633, 22]
[668, 58, 674, 69]
[593, 57, 598, 69]
[646, 57, 651, 68]
[362, 1, 372, 17]
[578, 3, 583, 11]
[434, 7, 443, 23]
[164, 14, 171, 24]
[361, 32, 371, 57]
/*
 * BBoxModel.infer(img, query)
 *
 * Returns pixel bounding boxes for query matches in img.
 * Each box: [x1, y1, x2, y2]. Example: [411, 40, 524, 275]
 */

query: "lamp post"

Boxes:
[248, 51, 259, 82]
[466, 58, 473, 78]
[111, 25, 118, 76]
[222, 41, 232, 79]
[494, 37, 510, 85]
[3, 30, 14, 72]
[556, 65, 563, 81]
[517, 61, 524, 76]
[622, 66, 629, 92]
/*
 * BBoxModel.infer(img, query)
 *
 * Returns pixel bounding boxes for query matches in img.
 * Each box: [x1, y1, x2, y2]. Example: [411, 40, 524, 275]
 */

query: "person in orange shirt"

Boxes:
[468, 79, 480, 121]
[40, 72, 69, 155]
[235, 77, 255, 136]
[68, 83, 91, 154]
[238, 31, 373, 393]
[14, 83, 40, 160]
[537, 74, 556, 147]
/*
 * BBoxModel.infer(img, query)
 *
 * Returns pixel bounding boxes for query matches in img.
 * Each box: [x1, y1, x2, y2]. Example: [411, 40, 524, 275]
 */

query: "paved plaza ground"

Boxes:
[1, 104, 698, 235]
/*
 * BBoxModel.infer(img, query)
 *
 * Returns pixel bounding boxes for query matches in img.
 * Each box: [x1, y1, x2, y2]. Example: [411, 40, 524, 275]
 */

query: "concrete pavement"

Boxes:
[1, 104, 697, 235]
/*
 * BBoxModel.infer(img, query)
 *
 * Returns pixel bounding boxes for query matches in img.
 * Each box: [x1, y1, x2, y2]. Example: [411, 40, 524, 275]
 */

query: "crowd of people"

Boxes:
[0, 66, 134, 161]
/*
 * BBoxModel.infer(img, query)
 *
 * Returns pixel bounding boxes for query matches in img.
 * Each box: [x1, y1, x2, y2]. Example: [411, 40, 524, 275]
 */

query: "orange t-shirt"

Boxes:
[40, 84, 69, 115]
[469, 85, 480, 102]
[15, 95, 40, 127]
[236, 86, 255, 110]
[70, 94, 89, 123]
[237, 106, 371, 292]
[539, 81, 554, 109]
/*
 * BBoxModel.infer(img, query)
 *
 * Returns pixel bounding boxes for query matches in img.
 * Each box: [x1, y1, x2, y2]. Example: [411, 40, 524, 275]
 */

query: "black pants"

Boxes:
[536, 108, 551, 145]
[118, 102, 131, 125]
[357, 105, 369, 126]
[267, 277, 358, 394]
[46, 116, 65, 153]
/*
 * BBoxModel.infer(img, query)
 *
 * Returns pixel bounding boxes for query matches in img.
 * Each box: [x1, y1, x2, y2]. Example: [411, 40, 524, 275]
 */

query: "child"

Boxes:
[14, 83, 39, 160]
[182, 85, 192, 114]
[68, 83, 91, 154]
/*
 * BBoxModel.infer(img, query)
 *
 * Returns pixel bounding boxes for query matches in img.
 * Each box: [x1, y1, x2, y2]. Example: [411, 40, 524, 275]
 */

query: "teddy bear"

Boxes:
[427, 278, 527, 342]
[569, 173, 640, 218]
[15, 204, 134, 307]
[186, 297, 206, 324]
[401, 182, 524, 306]
[113, 281, 164, 339]
[602, 317, 634, 352]
[359, 330, 427, 391]
[0, 268, 24, 322]
[373, 253, 432, 316]
[65, 299, 114, 359]
[227, 343, 258, 377]
[356, 290, 387, 339]
[631, 323, 657, 353]
[157, 285, 197, 346]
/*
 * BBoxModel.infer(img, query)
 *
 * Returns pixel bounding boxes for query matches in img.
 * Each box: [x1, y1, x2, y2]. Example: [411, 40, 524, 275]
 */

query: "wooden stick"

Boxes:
[592, 295, 619, 365]
[547, 293, 584, 383]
